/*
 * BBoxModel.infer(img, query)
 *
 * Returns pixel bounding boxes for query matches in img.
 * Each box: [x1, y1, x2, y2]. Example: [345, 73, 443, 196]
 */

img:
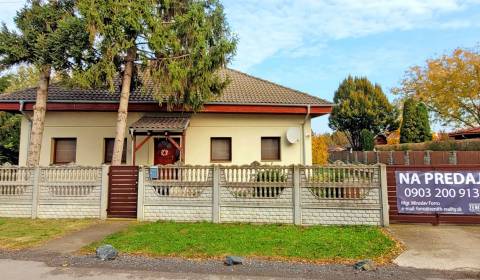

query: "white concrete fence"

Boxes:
[0, 166, 105, 219]
[0, 164, 389, 226]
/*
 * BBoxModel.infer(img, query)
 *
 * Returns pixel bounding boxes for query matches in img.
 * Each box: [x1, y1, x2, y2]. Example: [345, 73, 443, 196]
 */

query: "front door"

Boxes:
[154, 138, 180, 165]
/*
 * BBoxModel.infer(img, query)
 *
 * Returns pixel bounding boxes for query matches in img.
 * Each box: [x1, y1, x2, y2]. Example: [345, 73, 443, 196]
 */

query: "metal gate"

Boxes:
[387, 165, 480, 224]
[108, 166, 139, 218]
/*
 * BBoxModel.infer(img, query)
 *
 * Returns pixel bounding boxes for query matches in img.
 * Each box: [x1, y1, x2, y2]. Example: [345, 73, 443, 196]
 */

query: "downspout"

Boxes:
[302, 105, 311, 165]
[19, 101, 33, 158]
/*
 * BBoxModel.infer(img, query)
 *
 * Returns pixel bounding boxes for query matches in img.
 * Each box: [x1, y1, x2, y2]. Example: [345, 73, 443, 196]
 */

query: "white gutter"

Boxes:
[19, 101, 32, 159]
[302, 105, 311, 165]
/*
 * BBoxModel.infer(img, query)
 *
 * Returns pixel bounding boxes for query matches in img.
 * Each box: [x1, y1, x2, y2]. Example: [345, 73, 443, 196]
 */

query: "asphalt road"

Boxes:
[1, 259, 265, 280]
[1, 253, 479, 280]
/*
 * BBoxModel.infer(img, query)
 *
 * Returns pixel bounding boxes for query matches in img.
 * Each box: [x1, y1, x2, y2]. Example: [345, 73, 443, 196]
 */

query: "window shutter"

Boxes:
[104, 138, 127, 163]
[54, 139, 77, 164]
[211, 138, 231, 161]
[261, 137, 281, 160]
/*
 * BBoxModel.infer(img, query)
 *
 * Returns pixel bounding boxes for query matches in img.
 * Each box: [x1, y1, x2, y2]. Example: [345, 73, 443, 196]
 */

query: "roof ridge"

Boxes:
[225, 68, 331, 105]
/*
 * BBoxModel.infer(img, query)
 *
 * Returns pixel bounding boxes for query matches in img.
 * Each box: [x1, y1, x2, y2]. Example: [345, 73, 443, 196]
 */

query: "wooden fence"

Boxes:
[329, 150, 480, 165]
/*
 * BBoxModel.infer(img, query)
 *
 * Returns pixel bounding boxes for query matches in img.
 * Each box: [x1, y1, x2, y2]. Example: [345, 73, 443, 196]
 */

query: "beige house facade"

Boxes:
[18, 112, 313, 166]
[1, 68, 331, 167]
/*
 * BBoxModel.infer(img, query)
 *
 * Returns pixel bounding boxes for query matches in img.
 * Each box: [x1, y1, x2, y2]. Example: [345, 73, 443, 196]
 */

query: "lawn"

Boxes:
[0, 218, 96, 249]
[90, 222, 397, 262]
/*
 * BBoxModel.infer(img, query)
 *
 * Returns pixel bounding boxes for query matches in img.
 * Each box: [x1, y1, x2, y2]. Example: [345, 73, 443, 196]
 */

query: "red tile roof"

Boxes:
[449, 127, 480, 136]
[0, 68, 331, 106]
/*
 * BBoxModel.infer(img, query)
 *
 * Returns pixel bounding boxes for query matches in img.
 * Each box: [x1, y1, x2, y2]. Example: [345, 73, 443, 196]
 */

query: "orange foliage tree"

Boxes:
[312, 133, 329, 164]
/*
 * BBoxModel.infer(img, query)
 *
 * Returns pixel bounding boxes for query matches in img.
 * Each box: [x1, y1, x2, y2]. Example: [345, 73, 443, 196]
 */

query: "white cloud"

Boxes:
[224, 0, 480, 70]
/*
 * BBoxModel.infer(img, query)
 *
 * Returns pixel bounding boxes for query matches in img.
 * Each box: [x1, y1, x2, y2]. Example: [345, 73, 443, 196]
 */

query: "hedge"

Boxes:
[375, 139, 480, 151]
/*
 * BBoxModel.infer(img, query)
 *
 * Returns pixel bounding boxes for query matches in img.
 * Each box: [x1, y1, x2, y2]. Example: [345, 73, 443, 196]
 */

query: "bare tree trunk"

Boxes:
[26, 65, 51, 167]
[111, 47, 136, 166]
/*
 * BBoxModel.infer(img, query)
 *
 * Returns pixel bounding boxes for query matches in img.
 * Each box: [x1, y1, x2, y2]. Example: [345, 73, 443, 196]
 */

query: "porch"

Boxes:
[129, 115, 189, 166]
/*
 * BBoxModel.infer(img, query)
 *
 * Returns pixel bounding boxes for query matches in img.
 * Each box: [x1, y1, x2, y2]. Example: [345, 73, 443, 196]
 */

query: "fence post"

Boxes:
[379, 164, 390, 227]
[100, 165, 109, 220]
[212, 165, 220, 223]
[137, 166, 145, 221]
[31, 167, 40, 219]
[449, 151, 457, 165]
[424, 150, 431, 165]
[293, 165, 301, 225]
[404, 151, 410, 165]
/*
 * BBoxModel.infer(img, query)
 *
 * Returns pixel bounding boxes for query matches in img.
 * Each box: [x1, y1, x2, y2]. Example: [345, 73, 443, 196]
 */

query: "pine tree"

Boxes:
[400, 98, 432, 143]
[329, 76, 399, 151]
[76, 0, 237, 165]
[400, 98, 418, 143]
[360, 129, 375, 151]
[0, 0, 91, 166]
[417, 102, 432, 142]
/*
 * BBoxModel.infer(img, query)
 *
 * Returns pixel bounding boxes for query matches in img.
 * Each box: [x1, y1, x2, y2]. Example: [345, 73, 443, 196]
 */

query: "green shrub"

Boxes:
[427, 140, 456, 151]
[312, 168, 348, 182]
[255, 170, 287, 182]
[375, 139, 480, 151]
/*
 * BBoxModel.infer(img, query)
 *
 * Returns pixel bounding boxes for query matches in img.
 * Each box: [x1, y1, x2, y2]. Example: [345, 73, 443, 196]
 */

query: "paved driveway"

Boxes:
[390, 224, 480, 271]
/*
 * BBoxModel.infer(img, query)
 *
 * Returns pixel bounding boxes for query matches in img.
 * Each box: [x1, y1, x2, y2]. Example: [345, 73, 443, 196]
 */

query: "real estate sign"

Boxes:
[396, 171, 480, 215]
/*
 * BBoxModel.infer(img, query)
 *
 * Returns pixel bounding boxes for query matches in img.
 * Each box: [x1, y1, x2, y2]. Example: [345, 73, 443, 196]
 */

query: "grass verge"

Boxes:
[0, 218, 97, 250]
[88, 221, 397, 263]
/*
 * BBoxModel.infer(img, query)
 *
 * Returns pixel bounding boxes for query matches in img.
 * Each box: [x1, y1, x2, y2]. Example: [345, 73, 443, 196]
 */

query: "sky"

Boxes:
[1, 0, 480, 133]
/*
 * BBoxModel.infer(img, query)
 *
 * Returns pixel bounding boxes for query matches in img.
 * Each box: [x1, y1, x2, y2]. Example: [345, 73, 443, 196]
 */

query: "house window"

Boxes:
[211, 137, 232, 162]
[53, 138, 77, 164]
[261, 137, 281, 161]
[104, 138, 127, 164]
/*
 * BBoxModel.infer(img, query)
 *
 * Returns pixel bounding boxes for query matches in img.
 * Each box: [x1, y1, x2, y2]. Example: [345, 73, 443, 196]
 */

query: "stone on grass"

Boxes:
[224, 256, 243, 266]
[96, 244, 118, 261]
[353, 259, 377, 271]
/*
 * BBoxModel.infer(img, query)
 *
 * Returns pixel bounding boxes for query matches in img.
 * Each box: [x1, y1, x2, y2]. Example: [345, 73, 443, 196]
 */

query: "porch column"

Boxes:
[181, 131, 186, 163]
[132, 135, 137, 166]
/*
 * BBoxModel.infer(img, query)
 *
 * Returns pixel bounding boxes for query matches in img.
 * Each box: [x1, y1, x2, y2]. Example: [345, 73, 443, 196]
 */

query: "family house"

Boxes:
[0, 68, 332, 166]
[0, 70, 391, 226]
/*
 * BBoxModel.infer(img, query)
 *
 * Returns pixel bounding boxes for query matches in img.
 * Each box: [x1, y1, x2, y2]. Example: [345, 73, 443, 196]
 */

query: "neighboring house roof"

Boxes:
[0, 68, 330, 106]
[449, 127, 480, 137]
